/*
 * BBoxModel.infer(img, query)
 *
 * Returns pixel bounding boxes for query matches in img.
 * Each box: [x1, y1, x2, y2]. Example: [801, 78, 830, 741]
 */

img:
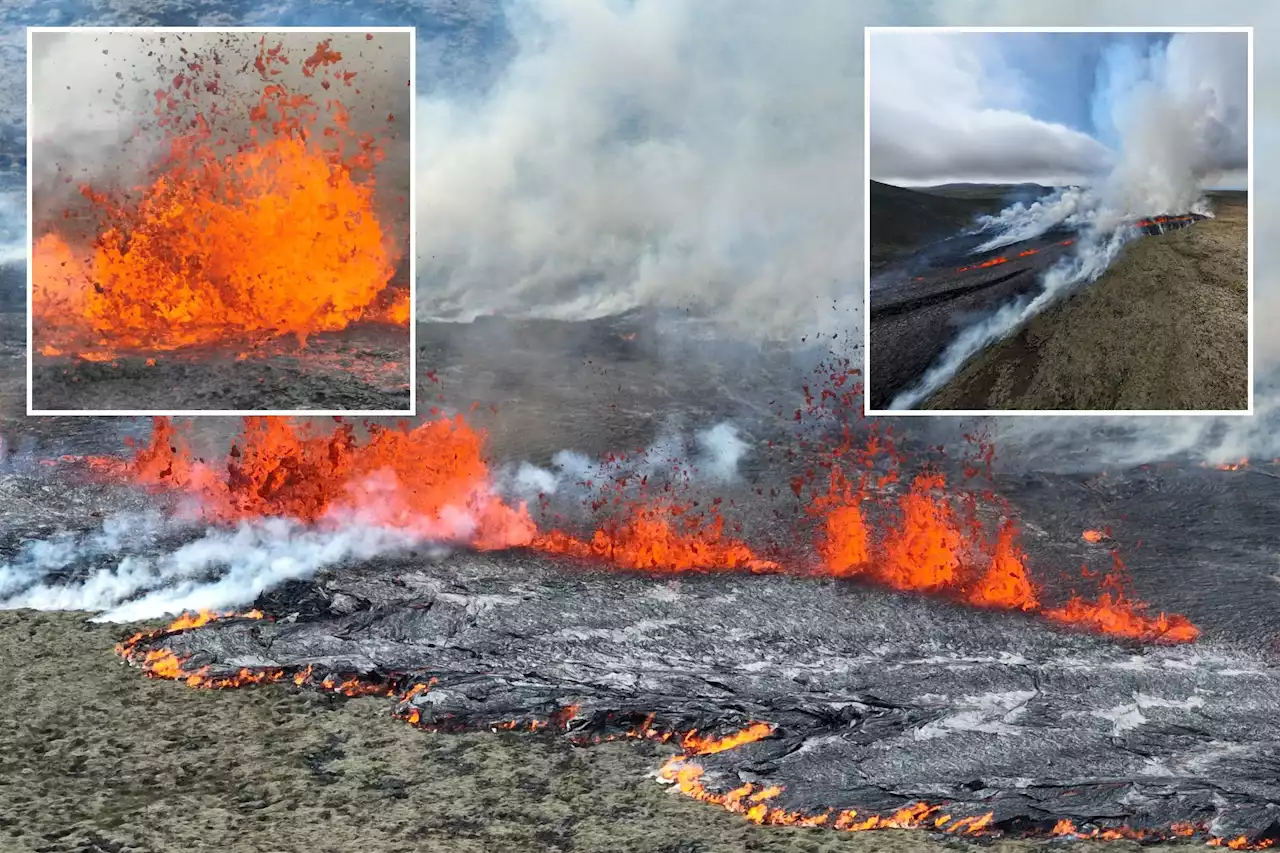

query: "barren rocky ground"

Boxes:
[29, 323, 412, 413]
[0, 609, 1194, 853]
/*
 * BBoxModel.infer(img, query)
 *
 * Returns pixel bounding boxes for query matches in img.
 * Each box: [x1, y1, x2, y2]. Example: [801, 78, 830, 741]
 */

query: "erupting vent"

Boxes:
[37, 359, 1272, 848]
[32, 35, 410, 361]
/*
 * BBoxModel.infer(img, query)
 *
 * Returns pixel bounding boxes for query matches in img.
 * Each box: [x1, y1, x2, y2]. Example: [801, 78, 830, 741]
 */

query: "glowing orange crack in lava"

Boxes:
[32, 36, 408, 360]
[120, 612, 1248, 845]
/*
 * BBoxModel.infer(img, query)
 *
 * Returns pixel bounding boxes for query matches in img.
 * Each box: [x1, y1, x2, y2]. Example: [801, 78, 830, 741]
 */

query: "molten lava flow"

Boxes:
[119, 609, 406, 695]
[116, 612, 1266, 851]
[533, 501, 778, 573]
[1044, 554, 1200, 644]
[968, 520, 1039, 611]
[373, 289, 412, 326]
[1046, 591, 1200, 644]
[880, 474, 964, 592]
[795, 368, 1193, 643]
[813, 466, 870, 575]
[1135, 214, 1199, 229]
[956, 255, 1010, 273]
[660, 753, 996, 833]
[814, 469, 1038, 611]
[32, 36, 407, 360]
[127, 416, 535, 550]
[1082, 529, 1106, 543]
[116, 609, 264, 662]
[679, 723, 776, 755]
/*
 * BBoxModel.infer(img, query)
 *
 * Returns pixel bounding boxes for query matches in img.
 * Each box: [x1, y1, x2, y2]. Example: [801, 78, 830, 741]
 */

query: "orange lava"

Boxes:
[533, 501, 778, 573]
[660, 755, 995, 833]
[372, 288, 412, 326]
[956, 255, 1010, 273]
[814, 471, 1039, 611]
[969, 520, 1039, 611]
[815, 473, 1193, 642]
[1135, 214, 1198, 229]
[32, 36, 406, 360]
[104, 395, 1198, 646]
[116, 608, 264, 661]
[127, 415, 534, 550]
[117, 623, 1266, 851]
[1082, 529, 1106, 543]
[1045, 591, 1200, 644]
[798, 373, 1194, 642]
[880, 474, 964, 592]
[1043, 553, 1200, 643]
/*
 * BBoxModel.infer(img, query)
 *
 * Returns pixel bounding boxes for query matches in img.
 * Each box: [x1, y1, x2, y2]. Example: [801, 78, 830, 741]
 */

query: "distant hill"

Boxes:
[913, 182, 1057, 202]
[868, 181, 1011, 270]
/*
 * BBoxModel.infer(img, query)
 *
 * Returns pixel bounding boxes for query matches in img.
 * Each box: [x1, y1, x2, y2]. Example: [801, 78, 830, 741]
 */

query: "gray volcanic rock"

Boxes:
[136, 550, 1280, 843]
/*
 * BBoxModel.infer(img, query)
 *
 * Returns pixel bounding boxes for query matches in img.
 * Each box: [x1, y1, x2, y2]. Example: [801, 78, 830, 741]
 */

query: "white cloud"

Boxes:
[868, 31, 1113, 185]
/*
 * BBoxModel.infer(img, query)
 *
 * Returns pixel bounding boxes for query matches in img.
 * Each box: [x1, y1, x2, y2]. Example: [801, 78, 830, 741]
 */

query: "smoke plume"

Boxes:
[0, 513, 425, 622]
[413, 0, 861, 337]
[500, 420, 750, 506]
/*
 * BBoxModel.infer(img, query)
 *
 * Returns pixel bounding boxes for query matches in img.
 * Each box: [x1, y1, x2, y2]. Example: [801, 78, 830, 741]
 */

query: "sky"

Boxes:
[868, 30, 1250, 188]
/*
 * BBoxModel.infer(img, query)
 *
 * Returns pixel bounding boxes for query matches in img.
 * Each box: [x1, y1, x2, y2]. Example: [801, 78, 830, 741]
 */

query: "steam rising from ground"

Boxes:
[414, 0, 861, 336]
[0, 188, 22, 264]
[890, 223, 1139, 410]
[0, 420, 751, 621]
[0, 512, 426, 622]
[500, 421, 749, 506]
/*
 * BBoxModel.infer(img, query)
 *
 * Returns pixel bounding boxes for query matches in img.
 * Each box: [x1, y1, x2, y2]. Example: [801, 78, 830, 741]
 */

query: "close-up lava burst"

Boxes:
[27, 29, 412, 413]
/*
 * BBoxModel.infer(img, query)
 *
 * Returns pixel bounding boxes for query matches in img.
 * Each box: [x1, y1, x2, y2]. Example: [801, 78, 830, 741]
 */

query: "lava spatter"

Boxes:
[32, 35, 408, 360]
[533, 500, 779, 573]
[125, 415, 536, 551]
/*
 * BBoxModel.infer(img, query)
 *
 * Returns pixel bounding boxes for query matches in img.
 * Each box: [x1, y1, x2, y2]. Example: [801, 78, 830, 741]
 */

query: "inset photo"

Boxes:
[27, 27, 414, 415]
[865, 28, 1251, 415]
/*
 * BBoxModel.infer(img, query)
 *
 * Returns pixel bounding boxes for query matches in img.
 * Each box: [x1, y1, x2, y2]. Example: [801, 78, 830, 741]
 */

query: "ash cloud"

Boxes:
[29, 29, 412, 242]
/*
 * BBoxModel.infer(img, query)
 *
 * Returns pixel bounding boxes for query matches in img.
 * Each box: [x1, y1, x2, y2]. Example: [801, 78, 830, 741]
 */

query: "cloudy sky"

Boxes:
[869, 30, 1250, 188]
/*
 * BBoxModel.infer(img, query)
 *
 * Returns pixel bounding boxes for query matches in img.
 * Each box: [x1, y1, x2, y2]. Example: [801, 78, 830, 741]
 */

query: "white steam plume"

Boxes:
[0, 188, 23, 265]
[413, 0, 861, 337]
[0, 464, 514, 622]
[891, 224, 1137, 409]
[500, 420, 749, 503]
[0, 514, 429, 623]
